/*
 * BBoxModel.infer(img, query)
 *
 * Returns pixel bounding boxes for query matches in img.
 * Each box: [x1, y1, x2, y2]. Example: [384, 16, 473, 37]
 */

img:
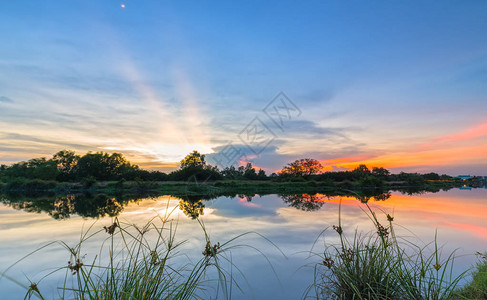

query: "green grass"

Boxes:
[452, 253, 487, 299]
[5, 210, 253, 299]
[3, 199, 283, 300]
[312, 196, 470, 300]
[1, 177, 463, 196]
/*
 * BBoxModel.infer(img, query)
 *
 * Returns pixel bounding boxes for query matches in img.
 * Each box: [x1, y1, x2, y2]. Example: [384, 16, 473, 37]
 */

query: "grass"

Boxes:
[311, 195, 472, 300]
[452, 253, 487, 299]
[1, 177, 463, 197]
[3, 201, 279, 300]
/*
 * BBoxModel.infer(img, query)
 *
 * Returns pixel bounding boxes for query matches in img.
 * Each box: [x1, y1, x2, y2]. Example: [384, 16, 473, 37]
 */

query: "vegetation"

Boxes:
[279, 158, 322, 177]
[6, 210, 275, 299]
[453, 253, 487, 299]
[0, 150, 484, 195]
[312, 200, 474, 299]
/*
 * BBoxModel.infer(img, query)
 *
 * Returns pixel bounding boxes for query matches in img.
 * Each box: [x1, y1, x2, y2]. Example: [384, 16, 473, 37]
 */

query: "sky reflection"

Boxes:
[0, 189, 486, 299]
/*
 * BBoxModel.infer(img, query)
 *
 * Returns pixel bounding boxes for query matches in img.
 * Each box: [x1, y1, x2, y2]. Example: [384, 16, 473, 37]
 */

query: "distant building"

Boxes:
[452, 175, 472, 180]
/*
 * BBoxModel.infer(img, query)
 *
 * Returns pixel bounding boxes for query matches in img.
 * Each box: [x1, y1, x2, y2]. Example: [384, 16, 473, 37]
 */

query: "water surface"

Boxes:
[1, 188, 486, 299]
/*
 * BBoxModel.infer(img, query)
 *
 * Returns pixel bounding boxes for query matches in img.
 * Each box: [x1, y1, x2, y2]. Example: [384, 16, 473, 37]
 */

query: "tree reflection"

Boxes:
[0, 193, 137, 220]
[0, 185, 446, 220]
[278, 189, 396, 211]
[372, 191, 392, 201]
[178, 198, 205, 219]
[280, 193, 326, 211]
[74, 194, 125, 218]
[353, 189, 392, 203]
[238, 194, 253, 202]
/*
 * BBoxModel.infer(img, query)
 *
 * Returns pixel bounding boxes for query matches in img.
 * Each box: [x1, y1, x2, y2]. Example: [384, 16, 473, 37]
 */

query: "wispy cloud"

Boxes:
[0, 96, 13, 103]
[435, 121, 487, 142]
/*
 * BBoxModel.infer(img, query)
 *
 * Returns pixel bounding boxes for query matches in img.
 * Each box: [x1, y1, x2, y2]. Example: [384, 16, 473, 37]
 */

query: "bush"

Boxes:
[289, 176, 306, 182]
[214, 180, 238, 187]
[23, 179, 57, 191]
[358, 175, 384, 187]
[5, 178, 27, 190]
[5, 179, 56, 191]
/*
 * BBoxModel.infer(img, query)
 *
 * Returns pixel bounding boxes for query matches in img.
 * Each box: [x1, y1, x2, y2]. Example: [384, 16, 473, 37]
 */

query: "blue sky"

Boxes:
[0, 1, 486, 174]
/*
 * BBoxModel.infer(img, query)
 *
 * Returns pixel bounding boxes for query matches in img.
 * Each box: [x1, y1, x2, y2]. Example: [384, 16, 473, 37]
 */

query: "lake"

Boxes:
[1, 188, 486, 299]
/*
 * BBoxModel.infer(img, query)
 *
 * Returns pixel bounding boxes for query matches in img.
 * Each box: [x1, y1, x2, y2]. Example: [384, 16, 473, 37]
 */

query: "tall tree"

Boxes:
[180, 150, 206, 169]
[371, 167, 390, 178]
[280, 158, 322, 177]
[243, 162, 258, 180]
[352, 164, 371, 178]
[53, 150, 80, 181]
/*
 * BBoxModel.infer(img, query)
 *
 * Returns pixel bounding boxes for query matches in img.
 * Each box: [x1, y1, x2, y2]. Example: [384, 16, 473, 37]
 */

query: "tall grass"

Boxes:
[312, 197, 470, 300]
[7, 203, 260, 300]
[452, 252, 487, 299]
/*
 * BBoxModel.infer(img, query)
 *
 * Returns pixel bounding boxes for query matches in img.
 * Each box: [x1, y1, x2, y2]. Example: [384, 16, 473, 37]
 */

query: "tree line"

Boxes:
[0, 149, 469, 185]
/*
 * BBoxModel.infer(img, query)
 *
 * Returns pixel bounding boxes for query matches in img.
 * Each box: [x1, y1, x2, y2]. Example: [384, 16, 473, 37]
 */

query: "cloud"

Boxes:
[435, 121, 487, 142]
[298, 89, 335, 104]
[277, 119, 352, 139]
[0, 96, 13, 103]
[1, 133, 93, 150]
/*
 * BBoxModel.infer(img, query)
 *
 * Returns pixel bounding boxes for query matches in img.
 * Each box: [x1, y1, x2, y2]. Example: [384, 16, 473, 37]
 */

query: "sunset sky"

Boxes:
[0, 1, 486, 175]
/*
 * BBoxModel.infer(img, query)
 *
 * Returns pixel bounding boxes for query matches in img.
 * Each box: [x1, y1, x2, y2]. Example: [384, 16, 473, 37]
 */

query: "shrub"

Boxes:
[358, 175, 384, 187]
[289, 176, 306, 182]
[5, 179, 56, 191]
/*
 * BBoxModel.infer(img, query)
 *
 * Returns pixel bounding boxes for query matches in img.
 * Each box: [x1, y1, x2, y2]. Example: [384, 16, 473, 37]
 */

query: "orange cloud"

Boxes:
[316, 121, 487, 172]
[436, 121, 487, 143]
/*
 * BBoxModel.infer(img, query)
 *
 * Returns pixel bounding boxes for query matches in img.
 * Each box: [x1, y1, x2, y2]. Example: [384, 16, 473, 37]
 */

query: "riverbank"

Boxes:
[0, 178, 470, 196]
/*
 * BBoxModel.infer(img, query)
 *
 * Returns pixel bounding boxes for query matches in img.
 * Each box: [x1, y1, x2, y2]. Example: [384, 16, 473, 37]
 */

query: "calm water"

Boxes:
[1, 188, 486, 299]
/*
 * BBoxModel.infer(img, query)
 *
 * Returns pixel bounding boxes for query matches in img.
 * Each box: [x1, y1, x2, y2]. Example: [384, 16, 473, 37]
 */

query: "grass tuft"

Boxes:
[313, 197, 470, 300]
[452, 252, 487, 299]
[11, 207, 243, 299]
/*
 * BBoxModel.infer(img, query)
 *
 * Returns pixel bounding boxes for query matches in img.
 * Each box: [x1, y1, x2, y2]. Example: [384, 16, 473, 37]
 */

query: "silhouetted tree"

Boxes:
[180, 150, 206, 169]
[422, 172, 441, 180]
[75, 152, 137, 180]
[280, 158, 322, 177]
[243, 162, 258, 180]
[53, 150, 80, 181]
[352, 164, 371, 179]
[170, 150, 222, 181]
[257, 169, 267, 180]
[221, 165, 242, 179]
[371, 167, 390, 178]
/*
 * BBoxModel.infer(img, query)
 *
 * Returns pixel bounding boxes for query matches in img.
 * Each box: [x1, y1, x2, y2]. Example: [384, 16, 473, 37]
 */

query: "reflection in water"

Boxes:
[279, 190, 392, 211]
[179, 198, 205, 219]
[0, 193, 140, 219]
[0, 187, 453, 220]
[352, 190, 392, 203]
[0, 189, 486, 300]
[280, 194, 326, 211]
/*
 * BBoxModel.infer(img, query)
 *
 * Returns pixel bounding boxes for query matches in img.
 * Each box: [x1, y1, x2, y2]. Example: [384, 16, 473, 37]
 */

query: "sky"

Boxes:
[0, 1, 486, 175]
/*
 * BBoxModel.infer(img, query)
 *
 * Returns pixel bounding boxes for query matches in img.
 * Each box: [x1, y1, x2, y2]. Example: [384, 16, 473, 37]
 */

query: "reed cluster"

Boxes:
[313, 201, 472, 300]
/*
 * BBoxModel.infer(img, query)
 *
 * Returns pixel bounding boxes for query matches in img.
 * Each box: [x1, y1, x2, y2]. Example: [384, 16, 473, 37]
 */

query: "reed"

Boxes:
[312, 197, 470, 299]
[11, 203, 252, 299]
